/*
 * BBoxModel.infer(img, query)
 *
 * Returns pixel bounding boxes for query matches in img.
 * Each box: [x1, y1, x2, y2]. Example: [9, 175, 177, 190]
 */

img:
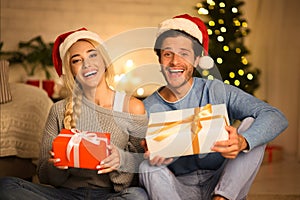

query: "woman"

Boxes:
[0, 28, 149, 200]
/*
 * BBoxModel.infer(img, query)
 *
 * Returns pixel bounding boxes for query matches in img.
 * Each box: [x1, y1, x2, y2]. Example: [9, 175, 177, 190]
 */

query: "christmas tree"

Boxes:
[195, 0, 260, 94]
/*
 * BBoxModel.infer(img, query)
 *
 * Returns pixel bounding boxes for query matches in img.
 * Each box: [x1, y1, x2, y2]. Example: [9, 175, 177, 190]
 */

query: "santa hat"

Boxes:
[52, 27, 103, 76]
[157, 14, 214, 69]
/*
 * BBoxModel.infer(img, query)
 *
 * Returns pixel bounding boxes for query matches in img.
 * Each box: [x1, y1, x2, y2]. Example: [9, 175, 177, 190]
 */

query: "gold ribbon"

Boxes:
[148, 104, 227, 154]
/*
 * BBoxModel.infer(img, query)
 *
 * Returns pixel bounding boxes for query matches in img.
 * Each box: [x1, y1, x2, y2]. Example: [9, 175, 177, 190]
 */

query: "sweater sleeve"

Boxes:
[37, 102, 70, 186]
[209, 81, 288, 150]
[109, 114, 148, 192]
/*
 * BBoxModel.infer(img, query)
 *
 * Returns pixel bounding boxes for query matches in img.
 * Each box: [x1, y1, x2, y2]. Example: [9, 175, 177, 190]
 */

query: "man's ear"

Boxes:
[194, 55, 201, 68]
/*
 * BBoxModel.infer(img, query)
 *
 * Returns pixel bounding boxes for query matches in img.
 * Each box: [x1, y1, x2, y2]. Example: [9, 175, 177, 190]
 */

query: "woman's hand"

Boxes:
[211, 126, 249, 159]
[48, 151, 68, 169]
[96, 144, 120, 174]
[141, 139, 173, 166]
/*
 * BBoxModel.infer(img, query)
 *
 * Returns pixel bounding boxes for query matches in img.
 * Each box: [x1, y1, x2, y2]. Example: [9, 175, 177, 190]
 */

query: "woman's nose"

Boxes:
[82, 59, 90, 69]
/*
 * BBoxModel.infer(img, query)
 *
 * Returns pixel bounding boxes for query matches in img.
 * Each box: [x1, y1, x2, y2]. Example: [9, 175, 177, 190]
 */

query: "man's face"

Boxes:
[159, 36, 199, 90]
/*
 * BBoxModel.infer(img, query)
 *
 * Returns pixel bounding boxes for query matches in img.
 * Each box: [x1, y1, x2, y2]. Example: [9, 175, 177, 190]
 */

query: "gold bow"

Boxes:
[148, 104, 227, 154]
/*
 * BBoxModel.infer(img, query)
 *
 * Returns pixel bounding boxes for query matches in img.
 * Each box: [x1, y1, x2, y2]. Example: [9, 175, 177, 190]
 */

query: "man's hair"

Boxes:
[154, 30, 204, 60]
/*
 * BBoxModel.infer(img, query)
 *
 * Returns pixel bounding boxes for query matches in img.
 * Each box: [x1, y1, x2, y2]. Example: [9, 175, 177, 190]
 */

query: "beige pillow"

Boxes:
[0, 60, 12, 104]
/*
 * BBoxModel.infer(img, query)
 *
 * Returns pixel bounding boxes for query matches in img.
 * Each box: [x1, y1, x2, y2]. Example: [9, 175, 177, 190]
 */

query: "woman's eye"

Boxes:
[71, 58, 81, 64]
[89, 53, 97, 58]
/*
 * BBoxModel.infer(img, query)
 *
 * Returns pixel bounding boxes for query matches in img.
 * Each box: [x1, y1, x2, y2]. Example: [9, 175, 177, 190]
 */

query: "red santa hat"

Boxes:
[52, 27, 103, 76]
[157, 14, 214, 69]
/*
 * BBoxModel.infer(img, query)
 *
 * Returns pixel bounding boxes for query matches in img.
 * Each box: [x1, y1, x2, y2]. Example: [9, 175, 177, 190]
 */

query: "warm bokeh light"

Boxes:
[224, 80, 230, 84]
[208, 20, 215, 26]
[232, 7, 238, 13]
[217, 36, 224, 42]
[247, 73, 254, 80]
[220, 27, 226, 32]
[234, 80, 240, 86]
[223, 45, 229, 51]
[238, 69, 244, 76]
[198, 7, 209, 15]
[219, 2, 225, 7]
[235, 48, 241, 53]
[136, 88, 144, 96]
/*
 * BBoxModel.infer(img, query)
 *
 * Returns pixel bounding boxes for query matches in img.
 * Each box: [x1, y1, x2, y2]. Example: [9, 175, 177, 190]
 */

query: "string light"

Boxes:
[207, 0, 215, 6]
[208, 5, 215, 10]
[223, 45, 229, 51]
[233, 19, 241, 26]
[208, 20, 215, 26]
[241, 56, 248, 65]
[224, 80, 230, 84]
[217, 35, 224, 42]
[242, 22, 248, 27]
[202, 70, 210, 76]
[235, 48, 241, 53]
[229, 72, 235, 78]
[220, 27, 227, 32]
[216, 57, 223, 64]
[234, 80, 240, 86]
[198, 8, 209, 15]
[218, 19, 224, 24]
[207, 75, 214, 80]
[238, 69, 244, 76]
[219, 2, 225, 7]
[207, 29, 213, 35]
[232, 7, 238, 13]
[215, 29, 221, 35]
[247, 73, 254, 80]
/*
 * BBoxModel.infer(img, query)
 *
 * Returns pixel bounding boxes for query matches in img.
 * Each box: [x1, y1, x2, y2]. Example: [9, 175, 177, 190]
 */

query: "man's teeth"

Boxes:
[84, 70, 97, 77]
[170, 69, 184, 73]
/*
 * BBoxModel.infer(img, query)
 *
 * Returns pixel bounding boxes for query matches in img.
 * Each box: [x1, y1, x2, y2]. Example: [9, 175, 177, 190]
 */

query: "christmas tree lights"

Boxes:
[195, 0, 260, 94]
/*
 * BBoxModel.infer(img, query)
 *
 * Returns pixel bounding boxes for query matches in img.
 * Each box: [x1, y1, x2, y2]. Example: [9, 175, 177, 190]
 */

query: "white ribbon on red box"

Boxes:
[58, 128, 109, 168]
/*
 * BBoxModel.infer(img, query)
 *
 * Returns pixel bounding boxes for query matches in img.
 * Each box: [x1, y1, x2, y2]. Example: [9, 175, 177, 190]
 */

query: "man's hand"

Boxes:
[141, 139, 173, 166]
[211, 126, 249, 159]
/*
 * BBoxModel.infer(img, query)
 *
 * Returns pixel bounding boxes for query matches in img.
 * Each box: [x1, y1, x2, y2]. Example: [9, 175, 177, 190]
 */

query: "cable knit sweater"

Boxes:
[37, 96, 148, 192]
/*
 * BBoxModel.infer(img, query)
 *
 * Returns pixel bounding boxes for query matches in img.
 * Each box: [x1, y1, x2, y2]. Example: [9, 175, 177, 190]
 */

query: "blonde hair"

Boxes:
[62, 39, 114, 129]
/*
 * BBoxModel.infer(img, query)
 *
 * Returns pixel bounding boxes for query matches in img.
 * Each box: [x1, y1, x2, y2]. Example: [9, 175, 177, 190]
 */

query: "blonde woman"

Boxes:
[0, 28, 148, 200]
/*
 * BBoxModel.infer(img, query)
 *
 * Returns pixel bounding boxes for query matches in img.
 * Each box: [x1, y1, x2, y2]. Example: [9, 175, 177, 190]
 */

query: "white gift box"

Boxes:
[146, 104, 229, 159]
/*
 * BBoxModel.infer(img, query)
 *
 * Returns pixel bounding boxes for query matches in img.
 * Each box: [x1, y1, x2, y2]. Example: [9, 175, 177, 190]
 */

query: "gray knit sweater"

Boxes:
[37, 96, 148, 192]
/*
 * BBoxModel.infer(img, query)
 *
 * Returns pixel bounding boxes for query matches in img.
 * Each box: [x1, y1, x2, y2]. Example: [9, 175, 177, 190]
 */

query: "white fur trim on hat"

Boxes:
[59, 30, 103, 62]
[157, 18, 203, 45]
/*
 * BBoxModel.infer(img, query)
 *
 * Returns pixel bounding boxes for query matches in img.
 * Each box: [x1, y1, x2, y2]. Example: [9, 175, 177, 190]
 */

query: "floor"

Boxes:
[248, 155, 300, 200]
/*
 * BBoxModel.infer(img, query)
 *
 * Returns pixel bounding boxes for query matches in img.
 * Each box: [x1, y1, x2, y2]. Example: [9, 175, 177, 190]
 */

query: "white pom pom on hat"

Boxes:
[199, 56, 214, 70]
[157, 14, 214, 69]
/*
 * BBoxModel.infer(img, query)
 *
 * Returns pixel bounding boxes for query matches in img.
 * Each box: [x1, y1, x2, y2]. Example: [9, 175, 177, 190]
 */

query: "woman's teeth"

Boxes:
[84, 70, 97, 77]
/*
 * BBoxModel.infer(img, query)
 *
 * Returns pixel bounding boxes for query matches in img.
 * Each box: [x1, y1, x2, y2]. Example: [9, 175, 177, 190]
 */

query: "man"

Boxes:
[139, 14, 288, 200]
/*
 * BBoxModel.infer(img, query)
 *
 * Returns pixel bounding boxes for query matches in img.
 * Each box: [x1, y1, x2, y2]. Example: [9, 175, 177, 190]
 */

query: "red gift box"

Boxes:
[263, 144, 283, 164]
[52, 128, 110, 170]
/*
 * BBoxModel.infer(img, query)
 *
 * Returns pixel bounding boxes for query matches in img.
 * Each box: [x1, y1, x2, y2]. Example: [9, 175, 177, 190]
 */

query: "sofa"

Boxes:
[0, 60, 53, 180]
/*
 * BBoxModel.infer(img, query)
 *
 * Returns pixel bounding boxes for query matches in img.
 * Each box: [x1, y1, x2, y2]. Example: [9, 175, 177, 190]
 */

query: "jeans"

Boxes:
[139, 117, 266, 200]
[0, 176, 148, 200]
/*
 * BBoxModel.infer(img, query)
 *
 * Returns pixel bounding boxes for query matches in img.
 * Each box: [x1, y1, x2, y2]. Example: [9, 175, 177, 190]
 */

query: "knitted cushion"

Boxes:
[0, 60, 12, 104]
